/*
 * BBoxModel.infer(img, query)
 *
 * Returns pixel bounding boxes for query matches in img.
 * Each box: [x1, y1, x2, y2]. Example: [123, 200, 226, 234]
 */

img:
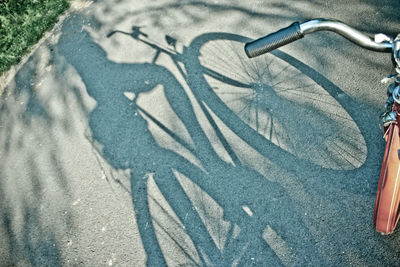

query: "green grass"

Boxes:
[0, 0, 71, 75]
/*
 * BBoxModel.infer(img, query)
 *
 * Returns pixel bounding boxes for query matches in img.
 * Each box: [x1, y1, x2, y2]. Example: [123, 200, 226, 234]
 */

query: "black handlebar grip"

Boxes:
[245, 22, 304, 58]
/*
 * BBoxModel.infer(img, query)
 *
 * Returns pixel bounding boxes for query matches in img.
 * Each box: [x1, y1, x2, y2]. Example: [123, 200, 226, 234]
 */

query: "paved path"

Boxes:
[1, 0, 400, 265]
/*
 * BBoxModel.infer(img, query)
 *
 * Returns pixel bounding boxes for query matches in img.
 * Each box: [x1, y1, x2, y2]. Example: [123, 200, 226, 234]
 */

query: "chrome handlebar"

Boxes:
[245, 18, 398, 61]
[299, 19, 393, 53]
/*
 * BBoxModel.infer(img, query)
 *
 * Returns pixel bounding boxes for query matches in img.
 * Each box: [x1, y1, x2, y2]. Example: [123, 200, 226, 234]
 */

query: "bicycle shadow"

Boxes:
[57, 15, 328, 265]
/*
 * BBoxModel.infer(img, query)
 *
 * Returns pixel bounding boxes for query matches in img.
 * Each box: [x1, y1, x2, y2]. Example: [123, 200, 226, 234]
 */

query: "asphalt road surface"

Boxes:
[1, 0, 400, 265]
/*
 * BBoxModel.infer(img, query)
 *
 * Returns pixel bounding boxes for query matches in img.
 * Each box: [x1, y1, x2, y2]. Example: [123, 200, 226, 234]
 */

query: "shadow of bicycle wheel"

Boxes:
[185, 32, 381, 195]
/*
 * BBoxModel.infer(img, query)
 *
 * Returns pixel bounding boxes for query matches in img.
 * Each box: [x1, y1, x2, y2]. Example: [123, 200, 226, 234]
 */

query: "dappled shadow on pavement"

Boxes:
[0, 35, 78, 265]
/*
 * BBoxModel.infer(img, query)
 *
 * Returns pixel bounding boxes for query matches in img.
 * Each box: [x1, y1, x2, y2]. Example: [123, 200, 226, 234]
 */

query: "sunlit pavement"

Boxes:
[1, 0, 400, 265]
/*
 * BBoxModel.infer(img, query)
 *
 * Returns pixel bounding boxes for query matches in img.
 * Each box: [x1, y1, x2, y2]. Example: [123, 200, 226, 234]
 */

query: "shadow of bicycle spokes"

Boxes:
[195, 35, 367, 171]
